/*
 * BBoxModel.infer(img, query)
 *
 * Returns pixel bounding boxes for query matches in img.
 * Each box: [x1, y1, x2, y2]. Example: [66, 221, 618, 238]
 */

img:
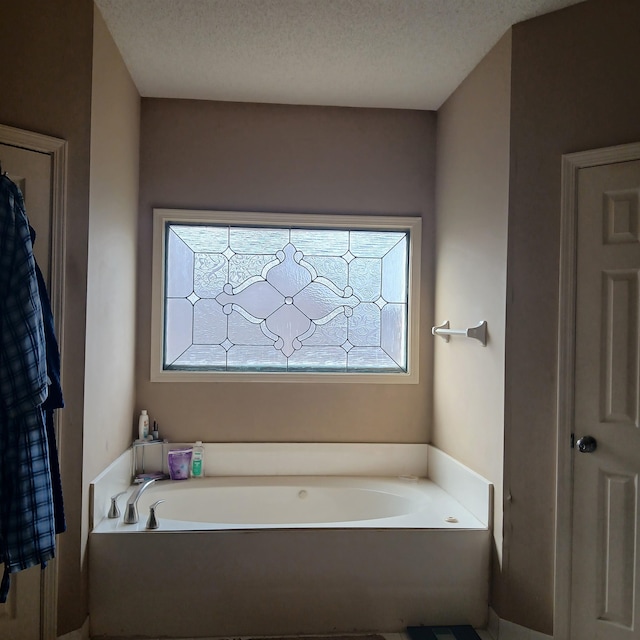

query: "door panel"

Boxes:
[596, 470, 636, 627]
[0, 143, 53, 640]
[601, 270, 638, 424]
[571, 159, 640, 640]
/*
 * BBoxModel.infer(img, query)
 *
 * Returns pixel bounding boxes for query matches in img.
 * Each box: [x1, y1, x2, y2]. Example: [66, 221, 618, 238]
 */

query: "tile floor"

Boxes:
[387, 631, 493, 640]
[141, 630, 495, 640]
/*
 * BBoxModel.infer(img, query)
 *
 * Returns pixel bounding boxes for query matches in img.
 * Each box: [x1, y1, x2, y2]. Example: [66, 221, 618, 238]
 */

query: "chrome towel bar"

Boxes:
[431, 320, 487, 346]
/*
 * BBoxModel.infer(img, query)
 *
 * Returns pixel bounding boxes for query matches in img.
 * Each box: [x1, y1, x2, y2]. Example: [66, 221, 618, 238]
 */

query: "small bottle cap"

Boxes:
[141, 409, 148, 414]
[195, 440, 203, 446]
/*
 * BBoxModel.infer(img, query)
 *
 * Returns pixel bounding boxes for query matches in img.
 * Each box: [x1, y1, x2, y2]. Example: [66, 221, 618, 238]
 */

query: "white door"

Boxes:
[570, 157, 640, 639]
[0, 143, 53, 640]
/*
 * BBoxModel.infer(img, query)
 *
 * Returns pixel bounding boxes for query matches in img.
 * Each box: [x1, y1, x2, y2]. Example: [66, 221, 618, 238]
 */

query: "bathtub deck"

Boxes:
[92, 476, 487, 533]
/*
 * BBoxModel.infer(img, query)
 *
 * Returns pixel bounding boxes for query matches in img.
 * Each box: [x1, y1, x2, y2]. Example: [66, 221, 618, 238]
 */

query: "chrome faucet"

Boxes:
[124, 479, 156, 524]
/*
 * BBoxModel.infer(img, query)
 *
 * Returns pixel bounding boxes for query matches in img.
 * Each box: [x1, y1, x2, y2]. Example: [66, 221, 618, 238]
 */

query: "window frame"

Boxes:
[151, 208, 421, 383]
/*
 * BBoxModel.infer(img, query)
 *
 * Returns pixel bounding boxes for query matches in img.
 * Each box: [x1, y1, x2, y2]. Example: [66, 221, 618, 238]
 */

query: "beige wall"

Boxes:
[504, 0, 640, 633]
[137, 100, 435, 443]
[433, 28, 511, 621]
[85, 8, 140, 545]
[0, 0, 94, 634]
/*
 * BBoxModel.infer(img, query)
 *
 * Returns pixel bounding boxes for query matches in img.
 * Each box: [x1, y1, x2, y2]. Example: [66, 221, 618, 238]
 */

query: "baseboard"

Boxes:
[57, 617, 89, 640]
[488, 609, 552, 640]
[70, 608, 546, 640]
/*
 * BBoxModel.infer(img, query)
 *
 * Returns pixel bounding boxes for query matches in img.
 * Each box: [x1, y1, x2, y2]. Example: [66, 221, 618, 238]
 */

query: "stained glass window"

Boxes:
[153, 211, 420, 381]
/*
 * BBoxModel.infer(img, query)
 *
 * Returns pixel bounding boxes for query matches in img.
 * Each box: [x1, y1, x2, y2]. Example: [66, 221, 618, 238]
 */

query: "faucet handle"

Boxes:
[108, 491, 127, 519]
[146, 499, 165, 530]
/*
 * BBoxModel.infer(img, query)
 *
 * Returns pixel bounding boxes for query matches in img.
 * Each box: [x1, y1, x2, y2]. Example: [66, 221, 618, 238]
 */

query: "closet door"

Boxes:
[0, 142, 53, 640]
[570, 157, 640, 640]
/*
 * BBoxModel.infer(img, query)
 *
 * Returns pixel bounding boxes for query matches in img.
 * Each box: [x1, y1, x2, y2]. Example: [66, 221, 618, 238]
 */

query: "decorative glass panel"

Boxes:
[163, 222, 410, 373]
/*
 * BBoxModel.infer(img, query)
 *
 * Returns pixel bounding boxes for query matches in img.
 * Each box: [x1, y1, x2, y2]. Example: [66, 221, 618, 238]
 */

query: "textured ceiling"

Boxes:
[95, 0, 584, 110]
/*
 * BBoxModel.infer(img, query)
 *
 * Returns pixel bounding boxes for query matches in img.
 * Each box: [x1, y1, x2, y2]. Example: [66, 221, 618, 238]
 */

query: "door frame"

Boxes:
[0, 124, 68, 640]
[555, 141, 640, 639]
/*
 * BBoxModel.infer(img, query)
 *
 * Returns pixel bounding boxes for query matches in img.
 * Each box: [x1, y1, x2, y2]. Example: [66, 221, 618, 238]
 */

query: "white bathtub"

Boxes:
[89, 445, 492, 638]
[94, 475, 486, 531]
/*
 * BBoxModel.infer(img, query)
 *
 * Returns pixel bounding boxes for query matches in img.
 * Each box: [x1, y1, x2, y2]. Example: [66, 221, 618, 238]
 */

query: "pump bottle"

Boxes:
[191, 441, 205, 478]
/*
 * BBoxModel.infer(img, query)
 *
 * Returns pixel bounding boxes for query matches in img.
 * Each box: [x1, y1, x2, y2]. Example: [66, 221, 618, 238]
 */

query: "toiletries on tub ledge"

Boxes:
[138, 410, 150, 441]
[191, 441, 205, 478]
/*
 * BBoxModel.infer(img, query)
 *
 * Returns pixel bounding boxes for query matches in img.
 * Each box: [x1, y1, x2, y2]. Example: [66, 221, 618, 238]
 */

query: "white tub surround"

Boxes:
[428, 446, 494, 527]
[88, 447, 135, 530]
[89, 443, 492, 638]
[91, 442, 432, 528]
[126, 441, 431, 478]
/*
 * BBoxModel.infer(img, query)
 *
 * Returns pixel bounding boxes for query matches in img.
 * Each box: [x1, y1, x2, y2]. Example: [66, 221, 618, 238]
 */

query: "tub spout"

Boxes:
[124, 479, 156, 524]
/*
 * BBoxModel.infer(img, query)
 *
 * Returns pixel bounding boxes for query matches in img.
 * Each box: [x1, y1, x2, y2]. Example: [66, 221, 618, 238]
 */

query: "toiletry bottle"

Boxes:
[151, 421, 159, 440]
[138, 410, 150, 441]
[191, 441, 205, 478]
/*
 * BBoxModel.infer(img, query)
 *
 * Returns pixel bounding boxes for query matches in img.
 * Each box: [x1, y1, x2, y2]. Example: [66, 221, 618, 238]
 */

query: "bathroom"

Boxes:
[1, 1, 640, 639]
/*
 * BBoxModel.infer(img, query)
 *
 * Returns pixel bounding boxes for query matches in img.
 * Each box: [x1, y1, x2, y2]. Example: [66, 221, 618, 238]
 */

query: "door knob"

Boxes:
[576, 435, 597, 453]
